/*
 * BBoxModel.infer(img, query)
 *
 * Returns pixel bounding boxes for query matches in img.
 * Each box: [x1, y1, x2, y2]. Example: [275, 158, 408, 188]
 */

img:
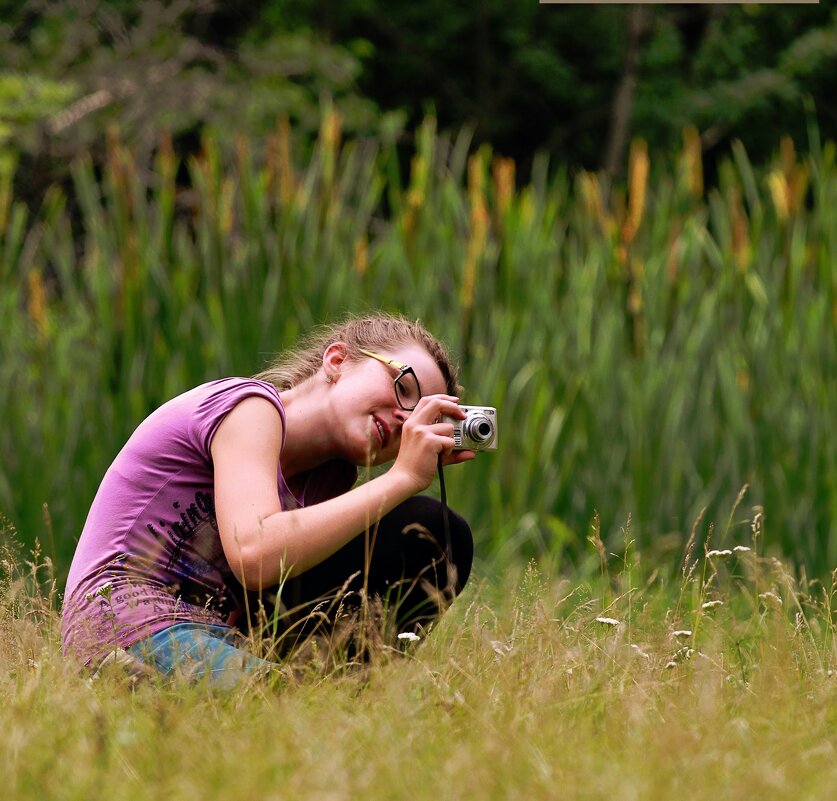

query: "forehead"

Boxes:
[377, 342, 448, 395]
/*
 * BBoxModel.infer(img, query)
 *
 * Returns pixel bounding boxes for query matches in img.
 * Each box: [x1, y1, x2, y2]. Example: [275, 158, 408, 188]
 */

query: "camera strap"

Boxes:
[437, 455, 452, 562]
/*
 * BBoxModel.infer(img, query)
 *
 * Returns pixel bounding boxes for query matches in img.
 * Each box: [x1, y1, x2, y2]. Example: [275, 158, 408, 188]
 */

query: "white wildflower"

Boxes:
[701, 600, 724, 610]
[759, 591, 782, 609]
[668, 647, 694, 665]
[706, 549, 732, 559]
[490, 640, 512, 657]
[595, 616, 620, 627]
[630, 644, 650, 660]
[397, 632, 421, 643]
[85, 581, 114, 602]
[672, 630, 692, 640]
[733, 545, 752, 553]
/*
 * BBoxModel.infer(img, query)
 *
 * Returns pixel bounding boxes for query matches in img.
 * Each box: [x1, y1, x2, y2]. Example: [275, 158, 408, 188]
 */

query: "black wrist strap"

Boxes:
[437, 454, 452, 561]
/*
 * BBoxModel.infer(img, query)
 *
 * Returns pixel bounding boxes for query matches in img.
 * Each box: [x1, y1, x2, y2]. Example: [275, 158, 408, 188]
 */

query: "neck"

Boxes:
[277, 378, 339, 478]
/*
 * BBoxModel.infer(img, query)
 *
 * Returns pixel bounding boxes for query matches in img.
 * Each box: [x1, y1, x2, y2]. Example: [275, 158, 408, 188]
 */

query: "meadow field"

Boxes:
[3, 508, 837, 800]
[0, 114, 835, 797]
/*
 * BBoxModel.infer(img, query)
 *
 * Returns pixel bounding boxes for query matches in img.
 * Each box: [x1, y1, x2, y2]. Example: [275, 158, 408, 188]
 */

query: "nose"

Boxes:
[392, 407, 411, 426]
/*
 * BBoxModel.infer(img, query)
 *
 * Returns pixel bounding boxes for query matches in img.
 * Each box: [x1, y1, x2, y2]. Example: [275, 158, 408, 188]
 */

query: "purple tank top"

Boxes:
[61, 378, 357, 667]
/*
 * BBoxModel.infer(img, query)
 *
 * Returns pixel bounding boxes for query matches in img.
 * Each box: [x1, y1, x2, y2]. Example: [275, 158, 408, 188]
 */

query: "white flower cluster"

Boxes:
[85, 581, 114, 602]
[706, 545, 752, 559]
[759, 591, 782, 609]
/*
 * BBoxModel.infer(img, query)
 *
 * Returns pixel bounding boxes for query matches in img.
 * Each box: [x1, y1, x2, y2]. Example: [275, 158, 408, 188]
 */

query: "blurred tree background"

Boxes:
[2, 0, 835, 198]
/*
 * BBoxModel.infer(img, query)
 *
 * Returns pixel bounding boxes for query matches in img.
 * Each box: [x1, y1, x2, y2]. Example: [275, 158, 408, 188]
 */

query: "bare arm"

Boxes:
[210, 395, 470, 589]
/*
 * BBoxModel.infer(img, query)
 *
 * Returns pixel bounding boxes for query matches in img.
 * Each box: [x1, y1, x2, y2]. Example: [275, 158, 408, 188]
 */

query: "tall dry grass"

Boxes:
[2, 506, 837, 800]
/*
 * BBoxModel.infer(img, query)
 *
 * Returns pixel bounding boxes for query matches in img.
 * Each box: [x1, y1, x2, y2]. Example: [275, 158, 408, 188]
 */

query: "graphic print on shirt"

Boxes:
[143, 490, 221, 575]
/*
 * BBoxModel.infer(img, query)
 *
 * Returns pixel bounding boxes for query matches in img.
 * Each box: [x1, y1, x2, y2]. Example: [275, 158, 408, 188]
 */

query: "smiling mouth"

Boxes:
[372, 416, 387, 448]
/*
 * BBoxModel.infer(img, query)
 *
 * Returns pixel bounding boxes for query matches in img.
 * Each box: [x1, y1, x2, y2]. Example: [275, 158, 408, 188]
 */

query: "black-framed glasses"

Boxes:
[359, 349, 423, 411]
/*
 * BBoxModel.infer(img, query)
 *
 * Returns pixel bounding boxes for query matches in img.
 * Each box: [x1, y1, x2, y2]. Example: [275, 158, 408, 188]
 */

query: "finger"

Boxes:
[441, 449, 476, 466]
[410, 395, 464, 423]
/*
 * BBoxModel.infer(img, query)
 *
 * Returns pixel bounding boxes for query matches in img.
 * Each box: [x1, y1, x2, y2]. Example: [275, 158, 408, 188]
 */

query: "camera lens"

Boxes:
[464, 414, 494, 444]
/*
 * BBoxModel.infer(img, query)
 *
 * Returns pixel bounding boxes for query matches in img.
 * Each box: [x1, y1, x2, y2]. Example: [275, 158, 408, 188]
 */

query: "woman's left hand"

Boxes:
[389, 395, 476, 491]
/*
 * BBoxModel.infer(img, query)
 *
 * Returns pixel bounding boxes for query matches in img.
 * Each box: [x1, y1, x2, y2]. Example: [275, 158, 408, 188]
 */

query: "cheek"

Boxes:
[343, 381, 385, 409]
[369, 385, 398, 409]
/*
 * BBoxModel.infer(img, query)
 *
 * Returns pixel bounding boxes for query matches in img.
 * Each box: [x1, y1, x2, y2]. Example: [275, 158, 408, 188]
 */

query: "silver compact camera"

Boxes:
[443, 405, 498, 451]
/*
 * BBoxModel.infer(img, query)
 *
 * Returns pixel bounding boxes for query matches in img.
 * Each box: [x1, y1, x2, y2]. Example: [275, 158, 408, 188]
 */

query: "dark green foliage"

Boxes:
[269, 2, 837, 172]
[0, 0, 400, 208]
[2, 0, 836, 195]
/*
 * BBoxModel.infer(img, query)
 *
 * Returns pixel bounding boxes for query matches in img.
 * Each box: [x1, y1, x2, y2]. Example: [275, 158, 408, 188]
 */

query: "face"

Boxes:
[326, 341, 449, 465]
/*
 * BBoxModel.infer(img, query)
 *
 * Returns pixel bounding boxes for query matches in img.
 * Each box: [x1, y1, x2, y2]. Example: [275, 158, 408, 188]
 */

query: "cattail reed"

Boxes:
[462, 152, 489, 311]
[622, 138, 648, 245]
[768, 169, 790, 222]
[775, 136, 810, 218]
[730, 186, 751, 272]
[492, 155, 515, 227]
[681, 125, 703, 199]
[353, 234, 369, 276]
[27, 269, 48, 341]
[578, 171, 611, 236]
[319, 103, 342, 198]
[266, 115, 295, 208]
[402, 153, 427, 254]
[0, 168, 12, 233]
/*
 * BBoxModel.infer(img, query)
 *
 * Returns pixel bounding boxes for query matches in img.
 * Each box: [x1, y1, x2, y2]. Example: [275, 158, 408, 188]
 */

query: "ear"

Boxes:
[322, 342, 350, 380]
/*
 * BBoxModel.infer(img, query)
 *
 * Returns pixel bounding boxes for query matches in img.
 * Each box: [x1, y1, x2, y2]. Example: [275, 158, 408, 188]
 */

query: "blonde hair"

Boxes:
[254, 313, 461, 395]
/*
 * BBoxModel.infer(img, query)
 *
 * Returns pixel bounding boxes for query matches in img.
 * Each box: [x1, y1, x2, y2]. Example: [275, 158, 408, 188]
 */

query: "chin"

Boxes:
[350, 444, 391, 468]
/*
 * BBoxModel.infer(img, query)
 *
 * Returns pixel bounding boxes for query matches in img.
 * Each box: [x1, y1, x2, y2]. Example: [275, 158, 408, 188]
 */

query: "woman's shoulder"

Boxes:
[192, 376, 281, 403]
[185, 377, 285, 456]
[135, 378, 280, 433]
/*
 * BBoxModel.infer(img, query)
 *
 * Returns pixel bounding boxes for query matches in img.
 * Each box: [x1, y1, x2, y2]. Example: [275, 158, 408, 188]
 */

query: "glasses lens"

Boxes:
[395, 372, 421, 410]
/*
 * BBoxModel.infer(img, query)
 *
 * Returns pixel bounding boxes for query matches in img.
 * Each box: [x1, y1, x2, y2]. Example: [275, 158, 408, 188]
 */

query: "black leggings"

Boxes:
[240, 496, 473, 650]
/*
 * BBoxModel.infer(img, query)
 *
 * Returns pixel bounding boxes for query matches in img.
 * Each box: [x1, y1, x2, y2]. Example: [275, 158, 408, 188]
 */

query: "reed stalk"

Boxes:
[0, 116, 833, 579]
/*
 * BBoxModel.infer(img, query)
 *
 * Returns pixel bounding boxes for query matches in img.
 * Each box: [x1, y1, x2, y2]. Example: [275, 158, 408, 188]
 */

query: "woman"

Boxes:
[61, 315, 475, 686]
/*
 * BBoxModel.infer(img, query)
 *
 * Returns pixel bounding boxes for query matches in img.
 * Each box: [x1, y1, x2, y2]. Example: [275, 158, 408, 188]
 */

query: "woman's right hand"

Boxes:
[389, 395, 474, 492]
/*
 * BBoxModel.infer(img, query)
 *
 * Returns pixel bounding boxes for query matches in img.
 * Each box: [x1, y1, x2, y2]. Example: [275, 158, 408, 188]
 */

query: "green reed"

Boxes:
[0, 114, 834, 577]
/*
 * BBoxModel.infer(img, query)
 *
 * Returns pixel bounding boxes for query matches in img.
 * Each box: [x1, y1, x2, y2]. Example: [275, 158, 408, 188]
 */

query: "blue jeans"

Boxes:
[127, 623, 274, 688]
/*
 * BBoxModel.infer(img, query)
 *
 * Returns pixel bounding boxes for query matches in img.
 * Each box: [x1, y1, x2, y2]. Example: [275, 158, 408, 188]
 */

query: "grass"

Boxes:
[3, 508, 837, 800]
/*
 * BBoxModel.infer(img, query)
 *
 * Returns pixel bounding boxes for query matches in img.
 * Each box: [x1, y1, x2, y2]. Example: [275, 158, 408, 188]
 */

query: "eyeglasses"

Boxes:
[358, 349, 423, 411]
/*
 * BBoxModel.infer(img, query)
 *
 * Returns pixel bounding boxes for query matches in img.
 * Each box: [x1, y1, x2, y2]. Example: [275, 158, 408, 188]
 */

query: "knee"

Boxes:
[383, 495, 474, 593]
